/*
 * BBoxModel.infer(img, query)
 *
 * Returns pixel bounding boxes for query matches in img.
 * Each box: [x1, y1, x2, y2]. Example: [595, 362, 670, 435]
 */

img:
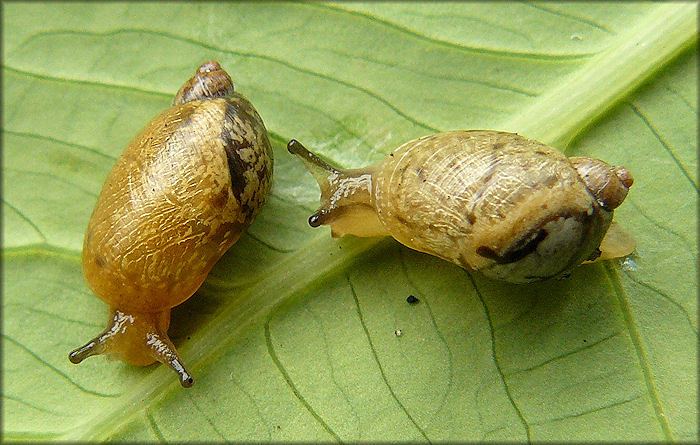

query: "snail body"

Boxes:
[69, 61, 273, 387]
[288, 130, 633, 283]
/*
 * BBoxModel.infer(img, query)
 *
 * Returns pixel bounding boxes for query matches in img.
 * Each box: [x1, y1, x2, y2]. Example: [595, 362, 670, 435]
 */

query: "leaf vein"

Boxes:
[1, 243, 82, 260]
[228, 375, 272, 441]
[321, 47, 538, 97]
[663, 85, 697, 113]
[398, 250, 455, 428]
[3, 129, 118, 161]
[5, 302, 102, 329]
[525, 3, 614, 34]
[2, 334, 120, 398]
[245, 231, 296, 254]
[5, 168, 99, 198]
[253, 84, 376, 152]
[399, 8, 539, 48]
[531, 394, 643, 425]
[347, 274, 432, 442]
[310, 2, 596, 60]
[627, 197, 697, 261]
[627, 101, 698, 194]
[186, 393, 227, 440]
[466, 272, 531, 442]
[303, 305, 362, 431]
[621, 270, 697, 335]
[2, 198, 48, 243]
[145, 411, 166, 442]
[264, 308, 341, 442]
[603, 262, 674, 440]
[3, 65, 170, 101]
[12, 28, 439, 133]
[504, 331, 622, 377]
[3, 393, 62, 416]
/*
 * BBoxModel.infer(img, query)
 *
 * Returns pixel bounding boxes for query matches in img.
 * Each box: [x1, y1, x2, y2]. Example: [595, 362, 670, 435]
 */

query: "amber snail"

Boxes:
[69, 61, 273, 387]
[288, 130, 634, 284]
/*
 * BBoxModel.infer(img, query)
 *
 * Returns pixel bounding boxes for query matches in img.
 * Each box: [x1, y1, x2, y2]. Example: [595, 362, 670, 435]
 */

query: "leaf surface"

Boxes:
[2, 2, 697, 442]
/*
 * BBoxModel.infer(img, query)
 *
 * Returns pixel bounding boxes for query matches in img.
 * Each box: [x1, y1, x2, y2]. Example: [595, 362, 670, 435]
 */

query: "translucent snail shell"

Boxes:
[69, 61, 273, 387]
[288, 130, 633, 284]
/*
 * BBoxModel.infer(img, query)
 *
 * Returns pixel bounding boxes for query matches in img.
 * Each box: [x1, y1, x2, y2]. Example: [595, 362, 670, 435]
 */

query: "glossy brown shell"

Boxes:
[82, 93, 273, 312]
[372, 130, 611, 283]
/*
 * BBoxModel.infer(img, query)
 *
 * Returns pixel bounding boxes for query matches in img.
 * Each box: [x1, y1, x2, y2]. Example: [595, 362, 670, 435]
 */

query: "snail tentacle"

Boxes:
[288, 140, 386, 238]
[69, 337, 108, 364]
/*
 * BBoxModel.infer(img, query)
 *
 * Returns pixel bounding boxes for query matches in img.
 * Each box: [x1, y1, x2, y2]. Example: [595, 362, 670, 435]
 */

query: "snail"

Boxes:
[69, 61, 273, 387]
[288, 130, 634, 284]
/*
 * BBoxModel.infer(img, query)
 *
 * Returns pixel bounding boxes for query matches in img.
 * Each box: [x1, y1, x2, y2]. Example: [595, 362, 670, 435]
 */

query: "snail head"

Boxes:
[287, 139, 386, 237]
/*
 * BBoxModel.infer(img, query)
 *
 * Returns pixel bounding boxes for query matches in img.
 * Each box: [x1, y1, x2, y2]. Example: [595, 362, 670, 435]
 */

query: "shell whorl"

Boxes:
[570, 157, 634, 211]
[373, 131, 596, 266]
[173, 61, 234, 105]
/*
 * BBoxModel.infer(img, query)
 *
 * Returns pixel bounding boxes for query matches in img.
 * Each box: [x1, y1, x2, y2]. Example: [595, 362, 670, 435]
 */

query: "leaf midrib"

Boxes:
[65, 234, 386, 440]
[503, 2, 698, 148]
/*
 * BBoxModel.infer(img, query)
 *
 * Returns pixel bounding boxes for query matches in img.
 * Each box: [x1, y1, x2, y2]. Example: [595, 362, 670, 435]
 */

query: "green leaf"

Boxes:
[2, 2, 697, 442]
